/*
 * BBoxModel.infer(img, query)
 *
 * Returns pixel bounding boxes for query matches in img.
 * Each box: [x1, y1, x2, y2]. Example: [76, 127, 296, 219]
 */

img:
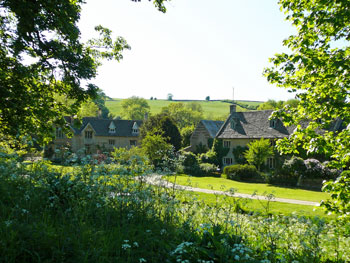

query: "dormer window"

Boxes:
[85, 131, 93, 139]
[230, 117, 239, 130]
[132, 122, 139, 134]
[269, 119, 277, 128]
[109, 121, 116, 133]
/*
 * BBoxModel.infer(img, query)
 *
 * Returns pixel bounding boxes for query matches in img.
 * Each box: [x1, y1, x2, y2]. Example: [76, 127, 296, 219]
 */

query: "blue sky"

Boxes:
[79, 0, 296, 101]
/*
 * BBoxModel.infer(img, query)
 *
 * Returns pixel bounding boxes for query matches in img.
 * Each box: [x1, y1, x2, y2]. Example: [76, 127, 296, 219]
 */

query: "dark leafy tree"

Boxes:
[140, 113, 181, 151]
[0, 0, 131, 144]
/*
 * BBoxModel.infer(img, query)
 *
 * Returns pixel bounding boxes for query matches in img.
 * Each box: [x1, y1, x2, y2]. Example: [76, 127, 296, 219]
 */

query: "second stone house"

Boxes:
[52, 117, 142, 154]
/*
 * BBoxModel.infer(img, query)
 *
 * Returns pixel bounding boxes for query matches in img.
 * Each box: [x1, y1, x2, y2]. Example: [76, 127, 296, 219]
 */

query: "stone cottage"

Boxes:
[50, 117, 142, 154]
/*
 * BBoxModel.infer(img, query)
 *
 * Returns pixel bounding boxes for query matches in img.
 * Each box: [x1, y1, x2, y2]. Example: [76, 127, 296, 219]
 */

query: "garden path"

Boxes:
[145, 174, 319, 206]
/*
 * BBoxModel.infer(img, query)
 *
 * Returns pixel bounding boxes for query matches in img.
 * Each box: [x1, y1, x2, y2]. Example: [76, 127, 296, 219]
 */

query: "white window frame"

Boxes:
[223, 140, 231, 148]
[267, 157, 276, 169]
[85, 131, 93, 139]
[270, 119, 276, 128]
[108, 139, 115, 145]
[223, 157, 233, 165]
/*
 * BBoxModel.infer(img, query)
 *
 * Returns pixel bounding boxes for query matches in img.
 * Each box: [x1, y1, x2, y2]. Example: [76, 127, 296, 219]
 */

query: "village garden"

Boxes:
[1, 142, 350, 262]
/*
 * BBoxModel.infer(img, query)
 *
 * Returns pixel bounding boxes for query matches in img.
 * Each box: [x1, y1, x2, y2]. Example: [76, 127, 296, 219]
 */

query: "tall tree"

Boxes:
[140, 113, 181, 151]
[161, 102, 203, 129]
[264, 0, 350, 217]
[0, 0, 168, 144]
[0, 0, 131, 143]
[120, 96, 150, 120]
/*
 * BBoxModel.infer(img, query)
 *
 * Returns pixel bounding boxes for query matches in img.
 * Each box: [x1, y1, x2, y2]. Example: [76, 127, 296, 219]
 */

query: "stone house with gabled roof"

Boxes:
[51, 117, 142, 154]
[188, 120, 224, 152]
[216, 105, 293, 167]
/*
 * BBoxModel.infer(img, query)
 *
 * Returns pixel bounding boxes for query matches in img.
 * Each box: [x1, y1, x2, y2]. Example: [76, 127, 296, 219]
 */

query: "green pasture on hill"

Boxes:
[105, 99, 262, 120]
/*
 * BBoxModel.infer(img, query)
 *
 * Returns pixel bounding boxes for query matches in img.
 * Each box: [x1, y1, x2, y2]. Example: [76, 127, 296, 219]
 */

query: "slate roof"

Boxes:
[201, 120, 225, 138]
[64, 117, 142, 137]
[216, 110, 294, 139]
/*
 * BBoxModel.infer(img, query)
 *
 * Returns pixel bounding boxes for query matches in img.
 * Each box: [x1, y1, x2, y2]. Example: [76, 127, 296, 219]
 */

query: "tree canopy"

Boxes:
[161, 102, 203, 129]
[265, 0, 350, 217]
[121, 96, 150, 120]
[0, 0, 133, 144]
[140, 113, 181, 151]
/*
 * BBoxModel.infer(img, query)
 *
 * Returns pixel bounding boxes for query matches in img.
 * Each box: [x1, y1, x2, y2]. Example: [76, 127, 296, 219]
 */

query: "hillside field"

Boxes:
[105, 99, 262, 120]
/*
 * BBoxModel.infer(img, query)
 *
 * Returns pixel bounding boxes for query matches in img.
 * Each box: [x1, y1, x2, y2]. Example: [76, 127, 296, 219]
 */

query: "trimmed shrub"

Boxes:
[181, 151, 201, 176]
[199, 163, 219, 177]
[222, 164, 262, 182]
[304, 158, 323, 178]
[322, 161, 341, 179]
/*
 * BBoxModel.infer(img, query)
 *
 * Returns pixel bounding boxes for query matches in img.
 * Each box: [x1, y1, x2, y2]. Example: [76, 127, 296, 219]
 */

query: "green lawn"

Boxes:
[166, 174, 330, 203]
[105, 99, 262, 120]
[187, 191, 331, 218]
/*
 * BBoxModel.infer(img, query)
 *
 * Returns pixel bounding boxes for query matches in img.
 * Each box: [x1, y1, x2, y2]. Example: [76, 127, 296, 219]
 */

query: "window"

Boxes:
[230, 117, 239, 130]
[270, 140, 276, 147]
[267, 157, 276, 169]
[132, 128, 138, 134]
[109, 128, 116, 133]
[269, 119, 276, 128]
[223, 140, 231, 148]
[130, 140, 137, 146]
[223, 158, 233, 165]
[56, 128, 64, 139]
[85, 131, 93, 139]
[108, 139, 115, 145]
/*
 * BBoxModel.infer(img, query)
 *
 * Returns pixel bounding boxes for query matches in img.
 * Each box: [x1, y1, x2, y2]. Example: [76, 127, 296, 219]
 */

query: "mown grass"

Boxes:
[105, 99, 262, 119]
[165, 174, 330, 202]
[186, 192, 331, 219]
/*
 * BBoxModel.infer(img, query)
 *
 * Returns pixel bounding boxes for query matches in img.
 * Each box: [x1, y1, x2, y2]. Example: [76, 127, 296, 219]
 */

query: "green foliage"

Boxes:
[257, 99, 300, 111]
[140, 113, 181, 151]
[198, 149, 217, 166]
[205, 96, 210, 101]
[210, 138, 230, 168]
[181, 151, 200, 176]
[121, 96, 150, 120]
[264, 0, 350, 217]
[180, 125, 195, 148]
[110, 146, 148, 166]
[141, 131, 173, 168]
[244, 138, 274, 171]
[223, 164, 261, 182]
[232, 146, 248, 164]
[194, 143, 208, 154]
[167, 93, 173, 101]
[199, 163, 218, 177]
[161, 102, 204, 129]
[1, 148, 350, 262]
[0, 1, 130, 143]
[322, 171, 350, 220]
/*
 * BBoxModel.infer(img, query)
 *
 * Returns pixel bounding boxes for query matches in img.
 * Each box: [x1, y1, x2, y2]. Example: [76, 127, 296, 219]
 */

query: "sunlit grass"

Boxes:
[105, 99, 261, 119]
[165, 174, 330, 202]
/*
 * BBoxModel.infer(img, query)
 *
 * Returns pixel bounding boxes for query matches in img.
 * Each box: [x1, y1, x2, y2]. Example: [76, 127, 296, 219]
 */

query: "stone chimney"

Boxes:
[97, 107, 102, 118]
[230, 104, 236, 114]
[144, 112, 148, 120]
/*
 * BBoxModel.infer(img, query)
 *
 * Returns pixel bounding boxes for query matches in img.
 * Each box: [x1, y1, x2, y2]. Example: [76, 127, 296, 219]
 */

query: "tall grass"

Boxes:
[1, 152, 349, 262]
